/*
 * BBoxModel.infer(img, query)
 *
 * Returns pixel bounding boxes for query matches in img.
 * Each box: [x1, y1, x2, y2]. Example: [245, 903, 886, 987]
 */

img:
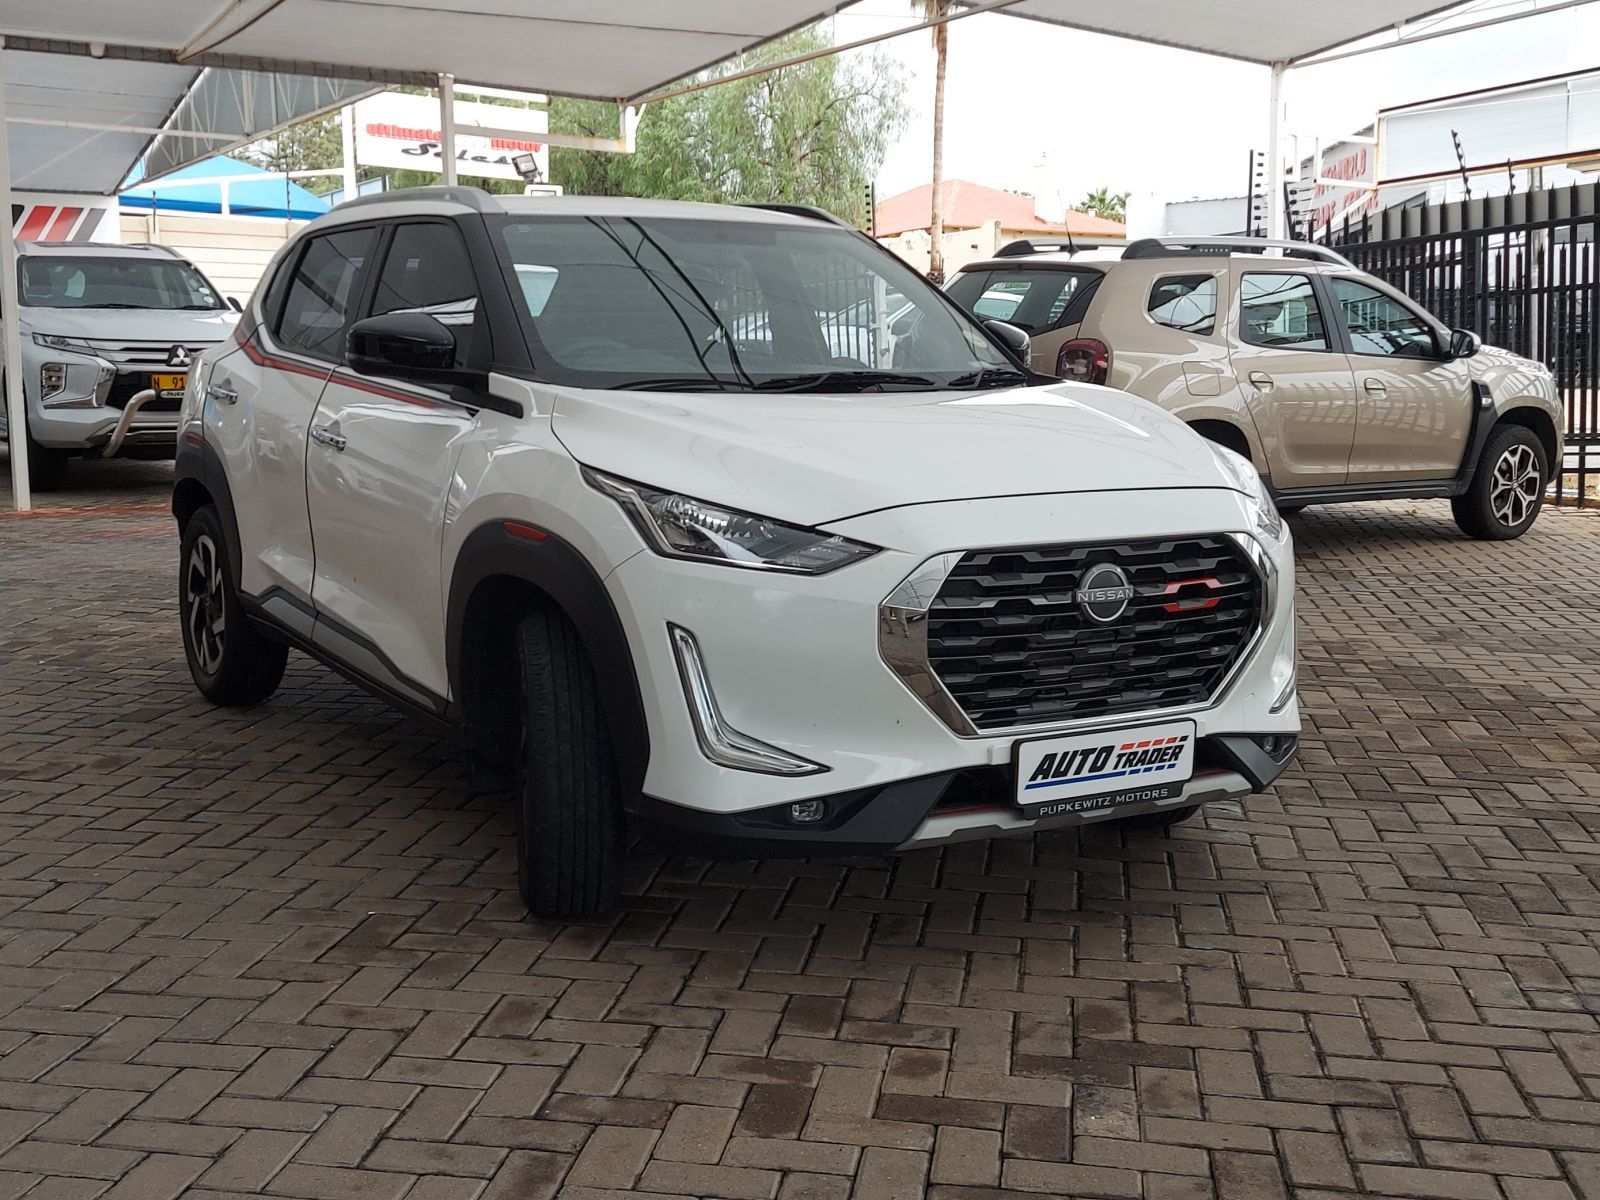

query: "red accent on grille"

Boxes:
[1159, 577, 1223, 613]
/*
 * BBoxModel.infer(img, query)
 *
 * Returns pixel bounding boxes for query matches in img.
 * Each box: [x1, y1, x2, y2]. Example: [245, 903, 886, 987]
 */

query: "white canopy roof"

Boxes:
[999, 0, 1467, 66]
[2, 0, 1488, 196]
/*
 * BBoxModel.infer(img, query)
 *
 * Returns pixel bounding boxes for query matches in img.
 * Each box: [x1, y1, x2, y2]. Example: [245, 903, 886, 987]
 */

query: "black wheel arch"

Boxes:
[173, 435, 244, 585]
[447, 522, 650, 803]
[1187, 419, 1257, 468]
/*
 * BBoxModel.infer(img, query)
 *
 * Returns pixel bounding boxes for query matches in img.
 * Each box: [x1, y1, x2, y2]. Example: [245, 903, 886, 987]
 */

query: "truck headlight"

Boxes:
[1210, 443, 1284, 543]
[31, 333, 93, 352]
[586, 470, 879, 574]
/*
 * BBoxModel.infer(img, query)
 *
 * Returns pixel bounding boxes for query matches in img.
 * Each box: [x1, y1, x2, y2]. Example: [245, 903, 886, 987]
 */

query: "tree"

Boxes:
[550, 25, 906, 227]
[237, 116, 343, 192]
[1079, 187, 1131, 223]
[920, 0, 952, 283]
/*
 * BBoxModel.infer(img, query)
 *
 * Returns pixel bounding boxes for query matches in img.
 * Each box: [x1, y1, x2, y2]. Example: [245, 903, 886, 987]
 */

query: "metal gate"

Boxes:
[1327, 183, 1597, 507]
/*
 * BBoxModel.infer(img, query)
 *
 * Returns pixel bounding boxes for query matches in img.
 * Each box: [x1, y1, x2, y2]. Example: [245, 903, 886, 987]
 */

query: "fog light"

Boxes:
[1262, 736, 1280, 755]
[40, 362, 67, 400]
[789, 801, 827, 824]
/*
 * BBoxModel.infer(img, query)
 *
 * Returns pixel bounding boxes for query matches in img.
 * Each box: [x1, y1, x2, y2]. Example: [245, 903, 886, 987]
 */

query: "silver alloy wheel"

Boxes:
[185, 534, 227, 675]
[1489, 443, 1541, 527]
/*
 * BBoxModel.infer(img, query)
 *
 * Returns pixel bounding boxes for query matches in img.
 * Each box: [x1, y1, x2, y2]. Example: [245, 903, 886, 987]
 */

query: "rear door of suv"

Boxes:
[1227, 266, 1359, 489]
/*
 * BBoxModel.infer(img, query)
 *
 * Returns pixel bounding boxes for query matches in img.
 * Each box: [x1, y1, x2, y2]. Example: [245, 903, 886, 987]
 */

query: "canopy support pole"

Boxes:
[340, 105, 357, 200]
[0, 38, 32, 512]
[438, 73, 458, 186]
[1265, 61, 1286, 240]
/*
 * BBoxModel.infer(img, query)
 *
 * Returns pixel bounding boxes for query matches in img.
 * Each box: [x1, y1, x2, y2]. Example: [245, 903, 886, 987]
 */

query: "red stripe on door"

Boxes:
[44, 207, 83, 240]
[16, 207, 56, 241]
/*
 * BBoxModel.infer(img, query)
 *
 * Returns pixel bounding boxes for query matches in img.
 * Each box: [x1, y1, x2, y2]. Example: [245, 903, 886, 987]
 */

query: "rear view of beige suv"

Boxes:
[946, 237, 1564, 540]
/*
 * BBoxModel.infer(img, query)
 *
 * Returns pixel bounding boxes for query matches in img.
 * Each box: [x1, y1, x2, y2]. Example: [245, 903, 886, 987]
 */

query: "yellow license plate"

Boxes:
[152, 373, 187, 393]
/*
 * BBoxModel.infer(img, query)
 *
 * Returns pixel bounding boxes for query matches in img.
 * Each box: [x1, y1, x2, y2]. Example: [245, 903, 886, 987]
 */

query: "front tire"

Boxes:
[515, 608, 625, 919]
[26, 436, 70, 493]
[179, 505, 287, 705]
[1452, 424, 1547, 540]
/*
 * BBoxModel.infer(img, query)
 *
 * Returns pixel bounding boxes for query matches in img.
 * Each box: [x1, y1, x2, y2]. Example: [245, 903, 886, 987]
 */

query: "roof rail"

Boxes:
[993, 238, 1081, 258]
[741, 202, 852, 227]
[332, 185, 500, 213]
[1121, 236, 1354, 268]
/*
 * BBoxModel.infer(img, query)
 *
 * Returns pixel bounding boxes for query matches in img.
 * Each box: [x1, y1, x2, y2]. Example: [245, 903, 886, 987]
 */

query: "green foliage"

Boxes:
[1079, 187, 1131, 223]
[237, 116, 343, 192]
[551, 26, 907, 227]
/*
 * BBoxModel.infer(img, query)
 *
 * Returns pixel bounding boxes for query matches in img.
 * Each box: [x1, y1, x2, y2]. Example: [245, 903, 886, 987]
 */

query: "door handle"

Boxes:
[206, 382, 238, 406]
[1247, 370, 1274, 393]
[1362, 378, 1388, 397]
[310, 422, 347, 452]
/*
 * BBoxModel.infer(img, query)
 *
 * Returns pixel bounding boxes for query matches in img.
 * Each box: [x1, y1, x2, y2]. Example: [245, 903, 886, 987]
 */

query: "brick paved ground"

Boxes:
[3, 456, 1600, 1200]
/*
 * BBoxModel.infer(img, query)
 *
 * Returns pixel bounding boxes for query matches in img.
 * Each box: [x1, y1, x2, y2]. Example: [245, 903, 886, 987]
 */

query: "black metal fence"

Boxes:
[1325, 183, 1597, 506]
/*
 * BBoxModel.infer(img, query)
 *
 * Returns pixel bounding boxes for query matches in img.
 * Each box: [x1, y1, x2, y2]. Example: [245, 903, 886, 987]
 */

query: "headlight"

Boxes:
[586, 470, 879, 574]
[31, 333, 93, 352]
[1209, 443, 1283, 543]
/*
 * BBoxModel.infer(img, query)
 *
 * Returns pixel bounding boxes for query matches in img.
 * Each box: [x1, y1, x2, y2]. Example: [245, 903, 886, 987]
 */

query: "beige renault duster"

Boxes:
[947, 237, 1564, 540]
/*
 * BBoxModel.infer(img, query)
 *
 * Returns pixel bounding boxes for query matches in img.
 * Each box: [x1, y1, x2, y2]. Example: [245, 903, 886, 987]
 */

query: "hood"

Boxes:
[20, 306, 239, 345]
[551, 381, 1244, 528]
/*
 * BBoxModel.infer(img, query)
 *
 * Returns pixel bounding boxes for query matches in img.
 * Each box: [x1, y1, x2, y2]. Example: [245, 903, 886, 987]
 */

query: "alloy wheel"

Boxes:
[1489, 443, 1541, 528]
[185, 534, 227, 675]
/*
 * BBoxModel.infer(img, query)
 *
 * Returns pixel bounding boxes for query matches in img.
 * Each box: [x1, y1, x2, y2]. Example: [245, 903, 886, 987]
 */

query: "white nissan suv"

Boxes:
[173, 189, 1299, 917]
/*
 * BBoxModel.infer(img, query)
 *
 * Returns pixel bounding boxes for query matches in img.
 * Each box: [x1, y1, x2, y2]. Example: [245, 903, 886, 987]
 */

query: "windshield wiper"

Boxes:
[607, 377, 743, 392]
[946, 367, 1034, 390]
[752, 370, 940, 393]
[83, 303, 146, 309]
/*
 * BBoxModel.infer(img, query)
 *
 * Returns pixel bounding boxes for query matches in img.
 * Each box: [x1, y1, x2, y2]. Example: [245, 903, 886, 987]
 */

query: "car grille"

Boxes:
[926, 536, 1263, 731]
[78, 338, 222, 369]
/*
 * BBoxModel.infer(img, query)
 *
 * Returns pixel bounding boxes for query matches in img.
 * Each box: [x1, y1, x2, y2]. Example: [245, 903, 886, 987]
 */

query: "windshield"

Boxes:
[20, 256, 225, 311]
[492, 215, 1018, 392]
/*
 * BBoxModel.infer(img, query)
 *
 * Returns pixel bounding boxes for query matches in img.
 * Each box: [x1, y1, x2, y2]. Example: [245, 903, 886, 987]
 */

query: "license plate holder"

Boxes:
[1014, 719, 1196, 820]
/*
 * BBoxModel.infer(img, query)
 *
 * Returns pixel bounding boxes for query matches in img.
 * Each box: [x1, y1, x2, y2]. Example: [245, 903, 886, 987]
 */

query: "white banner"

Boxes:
[353, 92, 549, 183]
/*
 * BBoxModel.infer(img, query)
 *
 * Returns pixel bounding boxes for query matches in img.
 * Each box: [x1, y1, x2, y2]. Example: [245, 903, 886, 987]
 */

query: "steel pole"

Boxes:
[1266, 61, 1286, 241]
[340, 105, 357, 201]
[0, 38, 34, 511]
[438, 73, 458, 186]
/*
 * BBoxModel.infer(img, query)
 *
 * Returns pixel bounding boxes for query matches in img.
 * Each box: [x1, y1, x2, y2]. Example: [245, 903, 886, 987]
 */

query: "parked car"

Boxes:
[946, 237, 1565, 539]
[0, 242, 239, 490]
[173, 190, 1299, 917]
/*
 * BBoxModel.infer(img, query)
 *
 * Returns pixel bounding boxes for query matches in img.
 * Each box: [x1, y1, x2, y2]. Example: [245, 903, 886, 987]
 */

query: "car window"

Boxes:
[946, 268, 1097, 334]
[1239, 273, 1330, 351]
[1148, 274, 1217, 335]
[370, 222, 483, 365]
[1332, 277, 1438, 358]
[275, 228, 376, 362]
[20, 256, 224, 311]
[493, 215, 1011, 391]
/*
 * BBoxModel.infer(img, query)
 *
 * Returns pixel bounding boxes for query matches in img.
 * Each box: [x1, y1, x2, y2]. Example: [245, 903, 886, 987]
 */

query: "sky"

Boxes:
[832, 1, 1600, 229]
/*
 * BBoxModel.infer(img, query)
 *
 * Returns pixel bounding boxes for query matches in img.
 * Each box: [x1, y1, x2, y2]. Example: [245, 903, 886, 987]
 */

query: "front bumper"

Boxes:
[606, 487, 1299, 855]
[24, 345, 190, 454]
[636, 734, 1297, 857]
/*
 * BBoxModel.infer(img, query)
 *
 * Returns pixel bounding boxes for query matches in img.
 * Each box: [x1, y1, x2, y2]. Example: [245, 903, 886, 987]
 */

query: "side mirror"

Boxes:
[983, 318, 1030, 360]
[1447, 328, 1481, 360]
[890, 311, 918, 338]
[347, 312, 473, 385]
[226, 296, 243, 313]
